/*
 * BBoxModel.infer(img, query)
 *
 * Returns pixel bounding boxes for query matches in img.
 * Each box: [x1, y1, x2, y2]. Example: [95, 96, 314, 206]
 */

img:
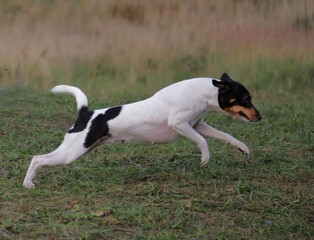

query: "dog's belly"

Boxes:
[108, 123, 180, 144]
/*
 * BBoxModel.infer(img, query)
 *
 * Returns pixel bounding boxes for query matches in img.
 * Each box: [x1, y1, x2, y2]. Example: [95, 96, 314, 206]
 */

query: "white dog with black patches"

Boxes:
[23, 73, 261, 188]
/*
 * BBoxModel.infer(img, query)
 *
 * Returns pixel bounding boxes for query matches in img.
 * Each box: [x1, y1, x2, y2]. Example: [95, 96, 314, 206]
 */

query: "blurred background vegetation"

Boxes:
[0, 0, 313, 99]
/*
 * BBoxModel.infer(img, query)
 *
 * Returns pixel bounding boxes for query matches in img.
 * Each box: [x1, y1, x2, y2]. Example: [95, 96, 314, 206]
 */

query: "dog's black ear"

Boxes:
[212, 79, 230, 92]
[221, 73, 232, 82]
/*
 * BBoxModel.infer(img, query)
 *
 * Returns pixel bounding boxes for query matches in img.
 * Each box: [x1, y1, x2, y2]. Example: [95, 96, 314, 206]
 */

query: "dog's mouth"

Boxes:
[239, 111, 262, 122]
[239, 111, 250, 122]
[224, 105, 262, 122]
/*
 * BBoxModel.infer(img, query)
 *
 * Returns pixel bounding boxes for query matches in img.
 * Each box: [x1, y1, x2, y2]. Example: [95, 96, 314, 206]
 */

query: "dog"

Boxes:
[23, 73, 261, 188]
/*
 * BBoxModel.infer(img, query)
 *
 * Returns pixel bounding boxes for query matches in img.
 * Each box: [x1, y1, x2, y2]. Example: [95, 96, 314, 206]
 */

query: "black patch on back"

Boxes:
[79, 106, 89, 114]
[68, 107, 94, 133]
[84, 106, 122, 148]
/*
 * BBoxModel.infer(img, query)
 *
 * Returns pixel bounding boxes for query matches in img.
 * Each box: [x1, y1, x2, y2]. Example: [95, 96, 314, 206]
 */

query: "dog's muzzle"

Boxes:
[240, 109, 262, 122]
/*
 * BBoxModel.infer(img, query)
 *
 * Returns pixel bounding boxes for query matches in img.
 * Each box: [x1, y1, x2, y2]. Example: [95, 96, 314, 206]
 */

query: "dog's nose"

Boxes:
[250, 113, 262, 122]
[253, 108, 262, 122]
[256, 115, 262, 121]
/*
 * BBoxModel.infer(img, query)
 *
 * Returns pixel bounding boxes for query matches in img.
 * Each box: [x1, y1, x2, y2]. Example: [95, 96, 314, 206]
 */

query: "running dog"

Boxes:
[23, 73, 261, 188]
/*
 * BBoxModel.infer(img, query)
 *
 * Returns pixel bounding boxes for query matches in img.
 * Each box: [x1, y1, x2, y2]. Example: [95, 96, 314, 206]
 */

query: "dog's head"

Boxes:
[212, 73, 262, 122]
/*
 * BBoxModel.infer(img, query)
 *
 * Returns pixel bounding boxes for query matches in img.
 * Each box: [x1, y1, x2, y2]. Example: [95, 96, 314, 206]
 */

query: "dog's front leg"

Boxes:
[168, 121, 210, 165]
[194, 120, 250, 155]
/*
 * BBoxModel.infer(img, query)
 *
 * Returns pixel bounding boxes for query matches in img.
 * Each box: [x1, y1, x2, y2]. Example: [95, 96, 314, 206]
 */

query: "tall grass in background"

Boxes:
[0, 0, 313, 98]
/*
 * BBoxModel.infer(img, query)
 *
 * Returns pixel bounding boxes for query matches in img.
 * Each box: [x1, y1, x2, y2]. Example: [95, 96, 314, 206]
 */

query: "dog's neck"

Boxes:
[205, 80, 223, 112]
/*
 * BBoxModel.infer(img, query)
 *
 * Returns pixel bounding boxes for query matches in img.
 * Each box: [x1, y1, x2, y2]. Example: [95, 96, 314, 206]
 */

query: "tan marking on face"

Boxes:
[229, 98, 237, 103]
[224, 105, 259, 122]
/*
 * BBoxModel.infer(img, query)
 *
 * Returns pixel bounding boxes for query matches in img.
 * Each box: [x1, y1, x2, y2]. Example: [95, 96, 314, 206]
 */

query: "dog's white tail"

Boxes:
[50, 85, 88, 112]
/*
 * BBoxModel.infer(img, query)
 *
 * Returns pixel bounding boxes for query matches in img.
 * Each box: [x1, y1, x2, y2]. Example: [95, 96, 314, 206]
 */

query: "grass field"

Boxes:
[1, 0, 314, 239]
[0, 68, 313, 239]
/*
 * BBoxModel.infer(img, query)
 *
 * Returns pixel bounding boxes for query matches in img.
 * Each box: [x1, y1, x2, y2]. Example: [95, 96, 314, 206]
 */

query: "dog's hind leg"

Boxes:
[23, 138, 88, 188]
[193, 120, 250, 155]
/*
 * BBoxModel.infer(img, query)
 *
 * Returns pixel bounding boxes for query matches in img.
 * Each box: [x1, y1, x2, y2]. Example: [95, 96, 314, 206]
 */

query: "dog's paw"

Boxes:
[23, 181, 35, 189]
[237, 142, 250, 155]
[200, 155, 210, 166]
[200, 160, 208, 166]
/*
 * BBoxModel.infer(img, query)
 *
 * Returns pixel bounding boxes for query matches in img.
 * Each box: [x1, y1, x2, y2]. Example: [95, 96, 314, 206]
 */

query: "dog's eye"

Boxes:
[243, 95, 251, 104]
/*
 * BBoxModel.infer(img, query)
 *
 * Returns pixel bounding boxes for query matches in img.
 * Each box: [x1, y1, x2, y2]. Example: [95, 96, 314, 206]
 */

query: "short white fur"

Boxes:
[23, 78, 250, 188]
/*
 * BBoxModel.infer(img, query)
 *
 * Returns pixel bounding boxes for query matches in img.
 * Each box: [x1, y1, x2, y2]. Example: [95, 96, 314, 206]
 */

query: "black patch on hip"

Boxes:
[84, 106, 122, 148]
[68, 107, 93, 133]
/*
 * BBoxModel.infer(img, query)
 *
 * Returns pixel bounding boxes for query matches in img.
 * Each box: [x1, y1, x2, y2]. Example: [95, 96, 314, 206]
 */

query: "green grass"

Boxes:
[0, 58, 314, 239]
